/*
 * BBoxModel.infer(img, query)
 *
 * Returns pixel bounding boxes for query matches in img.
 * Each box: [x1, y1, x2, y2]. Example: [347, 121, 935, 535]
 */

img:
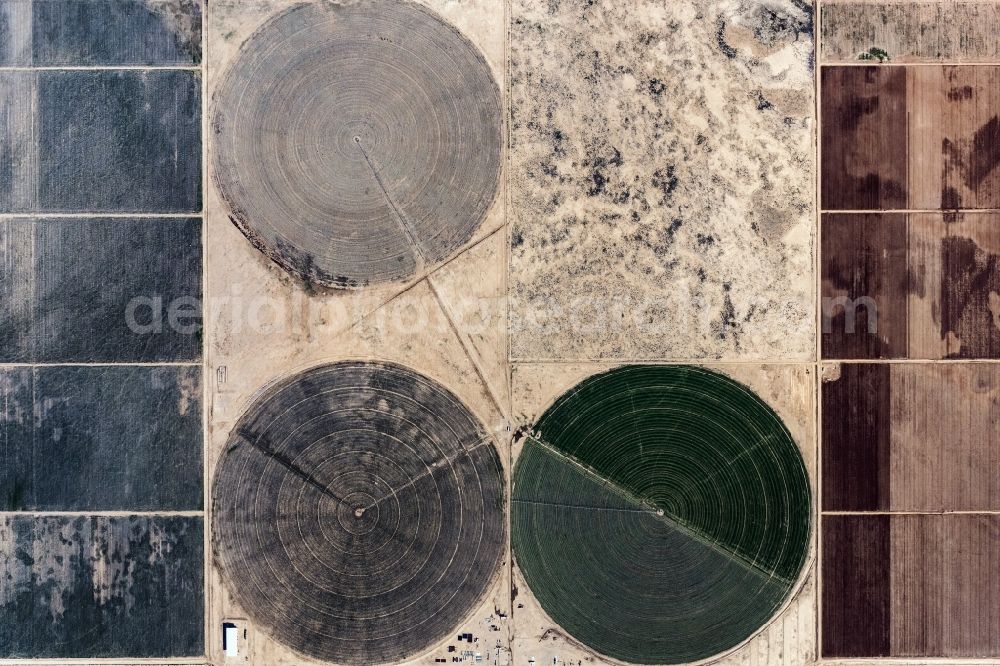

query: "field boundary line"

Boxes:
[0, 510, 204, 517]
[0, 362, 201, 367]
[0, 212, 203, 218]
[823, 510, 1000, 516]
[0, 65, 200, 71]
[510, 358, 817, 365]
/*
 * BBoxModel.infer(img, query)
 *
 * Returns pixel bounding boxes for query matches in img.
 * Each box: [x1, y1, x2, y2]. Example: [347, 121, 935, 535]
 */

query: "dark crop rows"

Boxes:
[213, 361, 506, 665]
[513, 365, 811, 664]
[533, 364, 810, 578]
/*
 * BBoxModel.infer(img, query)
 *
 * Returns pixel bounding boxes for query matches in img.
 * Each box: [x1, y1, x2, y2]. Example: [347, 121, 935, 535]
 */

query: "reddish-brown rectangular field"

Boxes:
[822, 514, 890, 657]
[823, 363, 1000, 512]
[821, 213, 908, 358]
[822, 66, 1000, 211]
[821, 66, 908, 210]
[909, 66, 1000, 210]
[823, 514, 1000, 658]
[821, 363, 891, 511]
[822, 212, 1000, 359]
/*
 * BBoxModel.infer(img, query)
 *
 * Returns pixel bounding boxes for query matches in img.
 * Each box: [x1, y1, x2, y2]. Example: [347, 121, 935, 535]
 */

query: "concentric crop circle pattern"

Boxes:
[512, 365, 811, 665]
[212, 0, 503, 288]
[212, 361, 506, 665]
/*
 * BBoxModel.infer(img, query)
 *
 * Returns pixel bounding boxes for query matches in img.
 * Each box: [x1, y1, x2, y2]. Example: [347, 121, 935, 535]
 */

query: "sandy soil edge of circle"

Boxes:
[509, 363, 818, 666]
[208, 0, 505, 291]
[210, 357, 509, 666]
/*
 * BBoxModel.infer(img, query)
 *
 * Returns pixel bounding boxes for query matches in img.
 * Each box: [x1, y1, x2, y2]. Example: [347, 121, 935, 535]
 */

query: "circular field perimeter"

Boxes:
[512, 365, 811, 665]
[213, 361, 505, 665]
[212, 0, 502, 288]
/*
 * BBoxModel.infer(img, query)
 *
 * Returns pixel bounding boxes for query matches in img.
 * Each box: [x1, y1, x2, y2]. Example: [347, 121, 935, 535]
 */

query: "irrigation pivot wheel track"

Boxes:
[212, 361, 506, 665]
[212, 0, 503, 288]
[512, 365, 811, 665]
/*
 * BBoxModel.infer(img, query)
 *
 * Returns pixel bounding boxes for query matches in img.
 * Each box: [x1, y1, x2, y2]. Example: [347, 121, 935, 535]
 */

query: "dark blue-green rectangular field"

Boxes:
[0, 515, 204, 657]
[0, 217, 202, 363]
[0, 0, 202, 66]
[0, 70, 201, 213]
[0, 366, 203, 511]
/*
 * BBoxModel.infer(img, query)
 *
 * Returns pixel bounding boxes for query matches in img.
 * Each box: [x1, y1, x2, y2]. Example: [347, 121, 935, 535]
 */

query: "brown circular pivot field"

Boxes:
[212, 0, 503, 288]
[212, 361, 506, 665]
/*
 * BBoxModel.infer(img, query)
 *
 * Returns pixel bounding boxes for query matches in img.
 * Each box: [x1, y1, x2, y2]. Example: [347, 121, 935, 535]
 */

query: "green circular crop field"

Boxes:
[511, 365, 811, 665]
